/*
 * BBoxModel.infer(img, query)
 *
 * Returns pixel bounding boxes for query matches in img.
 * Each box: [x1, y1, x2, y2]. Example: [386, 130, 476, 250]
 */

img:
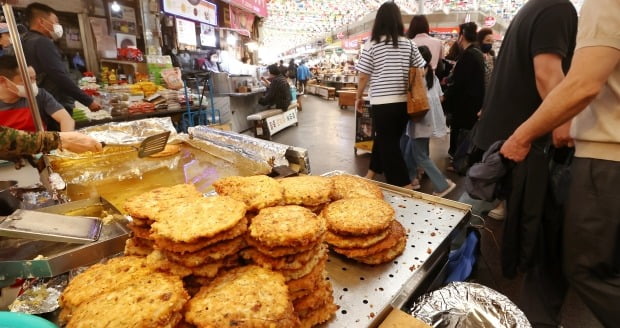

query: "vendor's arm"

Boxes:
[51, 109, 75, 132]
[34, 38, 94, 107]
[501, 46, 620, 161]
[0, 126, 102, 156]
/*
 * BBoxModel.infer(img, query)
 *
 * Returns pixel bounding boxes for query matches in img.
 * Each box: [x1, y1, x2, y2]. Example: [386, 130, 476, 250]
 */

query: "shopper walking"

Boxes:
[462, 0, 578, 326]
[21, 2, 101, 126]
[355, 1, 426, 188]
[443, 22, 485, 158]
[477, 28, 496, 88]
[287, 59, 297, 86]
[296, 60, 311, 94]
[501, 0, 619, 326]
[403, 46, 455, 197]
[406, 15, 443, 72]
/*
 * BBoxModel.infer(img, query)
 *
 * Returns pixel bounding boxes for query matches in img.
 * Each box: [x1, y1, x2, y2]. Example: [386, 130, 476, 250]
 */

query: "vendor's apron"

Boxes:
[0, 107, 45, 132]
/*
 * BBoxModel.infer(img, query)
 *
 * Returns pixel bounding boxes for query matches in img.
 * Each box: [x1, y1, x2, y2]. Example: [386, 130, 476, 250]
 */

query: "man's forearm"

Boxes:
[0, 126, 59, 156]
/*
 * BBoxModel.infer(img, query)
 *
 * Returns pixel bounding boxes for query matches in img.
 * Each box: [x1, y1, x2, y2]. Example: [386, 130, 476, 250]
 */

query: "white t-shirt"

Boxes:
[356, 36, 426, 105]
[407, 75, 448, 139]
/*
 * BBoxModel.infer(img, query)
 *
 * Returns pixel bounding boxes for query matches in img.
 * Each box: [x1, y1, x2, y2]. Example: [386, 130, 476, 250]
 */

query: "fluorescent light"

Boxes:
[111, 1, 121, 12]
[227, 34, 237, 45]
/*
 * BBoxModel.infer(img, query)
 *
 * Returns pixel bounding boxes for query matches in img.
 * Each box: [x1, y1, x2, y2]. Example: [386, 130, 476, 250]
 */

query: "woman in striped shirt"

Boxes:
[355, 1, 426, 188]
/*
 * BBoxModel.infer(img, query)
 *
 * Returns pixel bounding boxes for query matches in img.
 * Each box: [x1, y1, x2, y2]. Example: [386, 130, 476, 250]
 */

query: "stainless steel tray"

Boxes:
[321, 172, 471, 327]
[0, 198, 129, 287]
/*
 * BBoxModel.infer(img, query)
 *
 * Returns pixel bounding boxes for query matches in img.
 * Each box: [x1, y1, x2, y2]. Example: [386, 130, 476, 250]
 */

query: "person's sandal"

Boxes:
[433, 180, 456, 198]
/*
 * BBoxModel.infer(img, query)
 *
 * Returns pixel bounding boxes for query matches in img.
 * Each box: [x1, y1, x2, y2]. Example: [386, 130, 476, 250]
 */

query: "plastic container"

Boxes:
[0, 312, 57, 328]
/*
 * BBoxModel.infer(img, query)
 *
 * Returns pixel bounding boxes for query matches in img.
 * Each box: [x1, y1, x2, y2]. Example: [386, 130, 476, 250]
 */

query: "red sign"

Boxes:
[484, 16, 496, 28]
[230, 5, 255, 36]
[228, 0, 267, 17]
[342, 31, 370, 50]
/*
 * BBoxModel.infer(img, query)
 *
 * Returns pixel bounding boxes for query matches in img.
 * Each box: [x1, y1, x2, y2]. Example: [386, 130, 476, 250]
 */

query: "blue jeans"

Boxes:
[402, 136, 450, 192]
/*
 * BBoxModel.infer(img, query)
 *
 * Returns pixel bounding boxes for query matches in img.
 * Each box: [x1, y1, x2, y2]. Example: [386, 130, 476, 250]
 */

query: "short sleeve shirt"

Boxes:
[474, 0, 578, 151]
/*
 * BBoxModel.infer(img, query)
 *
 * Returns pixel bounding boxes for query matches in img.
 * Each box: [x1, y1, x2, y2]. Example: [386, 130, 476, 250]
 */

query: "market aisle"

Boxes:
[271, 93, 603, 328]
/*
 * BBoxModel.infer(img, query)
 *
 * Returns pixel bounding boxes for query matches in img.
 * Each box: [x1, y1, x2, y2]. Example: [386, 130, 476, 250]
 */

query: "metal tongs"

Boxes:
[100, 131, 171, 158]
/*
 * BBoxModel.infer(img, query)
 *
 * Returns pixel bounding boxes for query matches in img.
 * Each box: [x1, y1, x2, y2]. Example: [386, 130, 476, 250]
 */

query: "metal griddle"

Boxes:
[0, 198, 129, 287]
[321, 172, 470, 328]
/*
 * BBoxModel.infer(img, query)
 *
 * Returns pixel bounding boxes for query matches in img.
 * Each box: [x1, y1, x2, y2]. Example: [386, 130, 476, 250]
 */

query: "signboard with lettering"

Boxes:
[228, 0, 267, 17]
[162, 0, 218, 26]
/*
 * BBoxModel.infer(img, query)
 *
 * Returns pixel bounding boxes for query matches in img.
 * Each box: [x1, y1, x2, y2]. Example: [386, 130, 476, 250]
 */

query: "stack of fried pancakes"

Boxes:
[323, 197, 407, 265]
[123, 184, 247, 286]
[219, 175, 337, 328]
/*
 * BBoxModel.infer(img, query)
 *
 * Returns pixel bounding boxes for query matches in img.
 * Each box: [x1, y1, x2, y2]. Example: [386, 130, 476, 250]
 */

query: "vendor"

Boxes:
[258, 64, 291, 110]
[202, 50, 221, 73]
[0, 55, 74, 132]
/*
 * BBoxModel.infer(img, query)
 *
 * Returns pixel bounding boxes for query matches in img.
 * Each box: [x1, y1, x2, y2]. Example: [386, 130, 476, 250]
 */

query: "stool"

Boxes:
[337, 90, 356, 109]
[247, 109, 284, 140]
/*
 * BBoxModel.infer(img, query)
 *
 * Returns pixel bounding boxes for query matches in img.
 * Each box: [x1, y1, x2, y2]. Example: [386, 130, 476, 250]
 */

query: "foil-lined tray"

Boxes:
[77, 117, 180, 146]
[0, 197, 129, 288]
[321, 171, 471, 328]
[410, 282, 532, 328]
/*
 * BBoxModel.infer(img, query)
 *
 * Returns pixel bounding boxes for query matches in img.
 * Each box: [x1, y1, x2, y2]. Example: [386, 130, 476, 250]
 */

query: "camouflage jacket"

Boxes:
[0, 126, 59, 158]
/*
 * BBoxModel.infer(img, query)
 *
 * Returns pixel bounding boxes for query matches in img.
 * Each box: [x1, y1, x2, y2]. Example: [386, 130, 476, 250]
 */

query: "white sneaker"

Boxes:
[433, 180, 456, 198]
[488, 201, 506, 220]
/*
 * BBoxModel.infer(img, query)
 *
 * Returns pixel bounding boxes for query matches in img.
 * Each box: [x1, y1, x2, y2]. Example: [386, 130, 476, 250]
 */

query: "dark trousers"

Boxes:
[449, 127, 463, 157]
[369, 102, 410, 187]
[564, 157, 620, 328]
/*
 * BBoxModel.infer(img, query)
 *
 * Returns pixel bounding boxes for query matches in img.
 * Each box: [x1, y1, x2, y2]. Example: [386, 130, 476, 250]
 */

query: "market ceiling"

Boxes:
[260, 0, 584, 54]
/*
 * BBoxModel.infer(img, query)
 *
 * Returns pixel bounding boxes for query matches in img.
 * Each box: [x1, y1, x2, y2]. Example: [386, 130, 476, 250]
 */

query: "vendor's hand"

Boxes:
[355, 98, 364, 114]
[552, 121, 574, 148]
[59, 132, 103, 153]
[88, 101, 102, 112]
[500, 134, 530, 163]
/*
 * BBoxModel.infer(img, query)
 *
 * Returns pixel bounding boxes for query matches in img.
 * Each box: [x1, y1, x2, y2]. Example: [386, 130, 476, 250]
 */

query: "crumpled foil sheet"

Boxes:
[410, 282, 532, 328]
[188, 126, 289, 168]
[77, 117, 179, 145]
[9, 274, 68, 314]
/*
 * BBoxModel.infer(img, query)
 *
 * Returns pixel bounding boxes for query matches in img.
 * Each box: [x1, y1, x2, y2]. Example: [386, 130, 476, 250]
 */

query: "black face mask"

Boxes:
[481, 44, 493, 53]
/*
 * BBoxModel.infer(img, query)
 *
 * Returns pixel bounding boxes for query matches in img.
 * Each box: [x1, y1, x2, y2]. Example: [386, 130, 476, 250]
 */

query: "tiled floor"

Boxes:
[272, 94, 603, 328]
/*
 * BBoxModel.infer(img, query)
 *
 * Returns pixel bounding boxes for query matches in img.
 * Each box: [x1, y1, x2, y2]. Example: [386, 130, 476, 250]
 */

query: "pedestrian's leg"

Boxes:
[412, 138, 449, 192]
[564, 158, 620, 328]
[400, 134, 417, 181]
[448, 127, 460, 157]
[373, 103, 410, 186]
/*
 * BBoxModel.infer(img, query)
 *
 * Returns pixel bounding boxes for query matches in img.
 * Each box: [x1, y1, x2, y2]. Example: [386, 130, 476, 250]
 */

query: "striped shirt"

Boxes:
[356, 37, 426, 105]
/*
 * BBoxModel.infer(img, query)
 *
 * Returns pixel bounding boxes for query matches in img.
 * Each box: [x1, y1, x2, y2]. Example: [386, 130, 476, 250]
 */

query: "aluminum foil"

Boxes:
[188, 126, 290, 168]
[8, 274, 68, 314]
[77, 117, 179, 145]
[410, 282, 532, 328]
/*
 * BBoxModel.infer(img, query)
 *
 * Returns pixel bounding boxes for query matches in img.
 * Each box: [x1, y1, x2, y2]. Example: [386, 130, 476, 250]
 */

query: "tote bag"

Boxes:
[407, 43, 430, 117]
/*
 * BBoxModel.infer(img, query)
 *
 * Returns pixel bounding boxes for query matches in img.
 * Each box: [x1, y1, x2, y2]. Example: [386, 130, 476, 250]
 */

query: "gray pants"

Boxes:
[564, 157, 620, 328]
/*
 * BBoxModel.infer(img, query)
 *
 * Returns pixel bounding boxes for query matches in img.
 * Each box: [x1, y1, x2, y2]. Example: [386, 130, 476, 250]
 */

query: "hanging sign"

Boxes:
[484, 16, 496, 28]
[228, 0, 268, 18]
[230, 5, 255, 37]
[162, 0, 217, 26]
[109, 4, 137, 34]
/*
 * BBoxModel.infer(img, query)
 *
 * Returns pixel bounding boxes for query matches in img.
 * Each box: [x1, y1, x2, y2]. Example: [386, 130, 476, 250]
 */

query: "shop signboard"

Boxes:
[176, 17, 198, 47]
[342, 31, 370, 50]
[228, 0, 268, 18]
[484, 16, 497, 28]
[109, 4, 137, 34]
[162, 0, 217, 26]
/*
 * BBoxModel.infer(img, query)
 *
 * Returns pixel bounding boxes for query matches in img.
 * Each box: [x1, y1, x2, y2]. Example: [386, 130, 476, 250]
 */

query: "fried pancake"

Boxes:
[130, 217, 154, 227]
[304, 203, 326, 215]
[127, 222, 152, 239]
[185, 266, 299, 328]
[299, 299, 338, 328]
[330, 175, 383, 200]
[151, 196, 246, 243]
[60, 256, 151, 313]
[65, 271, 188, 328]
[279, 176, 333, 206]
[213, 175, 284, 211]
[124, 184, 203, 219]
[287, 257, 326, 294]
[146, 250, 194, 277]
[242, 244, 325, 271]
[293, 280, 333, 317]
[277, 247, 328, 281]
[148, 144, 181, 158]
[290, 289, 312, 301]
[124, 237, 154, 257]
[323, 198, 394, 236]
[246, 236, 317, 257]
[352, 231, 407, 265]
[162, 236, 246, 267]
[332, 220, 404, 258]
[325, 228, 390, 249]
[250, 206, 326, 248]
[154, 217, 248, 253]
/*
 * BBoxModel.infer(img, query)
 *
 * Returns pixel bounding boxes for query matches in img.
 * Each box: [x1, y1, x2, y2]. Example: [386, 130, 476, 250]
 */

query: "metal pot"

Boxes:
[0, 181, 19, 216]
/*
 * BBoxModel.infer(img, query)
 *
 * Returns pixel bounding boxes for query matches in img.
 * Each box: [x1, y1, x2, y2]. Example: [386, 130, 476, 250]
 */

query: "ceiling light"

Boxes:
[111, 1, 121, 12]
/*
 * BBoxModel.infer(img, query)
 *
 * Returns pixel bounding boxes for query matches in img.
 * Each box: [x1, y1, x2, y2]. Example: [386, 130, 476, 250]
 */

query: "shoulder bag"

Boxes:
[407, 42, 430, 118]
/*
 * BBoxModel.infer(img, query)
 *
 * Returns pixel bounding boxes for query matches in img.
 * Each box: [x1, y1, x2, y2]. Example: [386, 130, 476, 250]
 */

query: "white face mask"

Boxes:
[16, 83, 39, 98]
[51, 23, 63, 40]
